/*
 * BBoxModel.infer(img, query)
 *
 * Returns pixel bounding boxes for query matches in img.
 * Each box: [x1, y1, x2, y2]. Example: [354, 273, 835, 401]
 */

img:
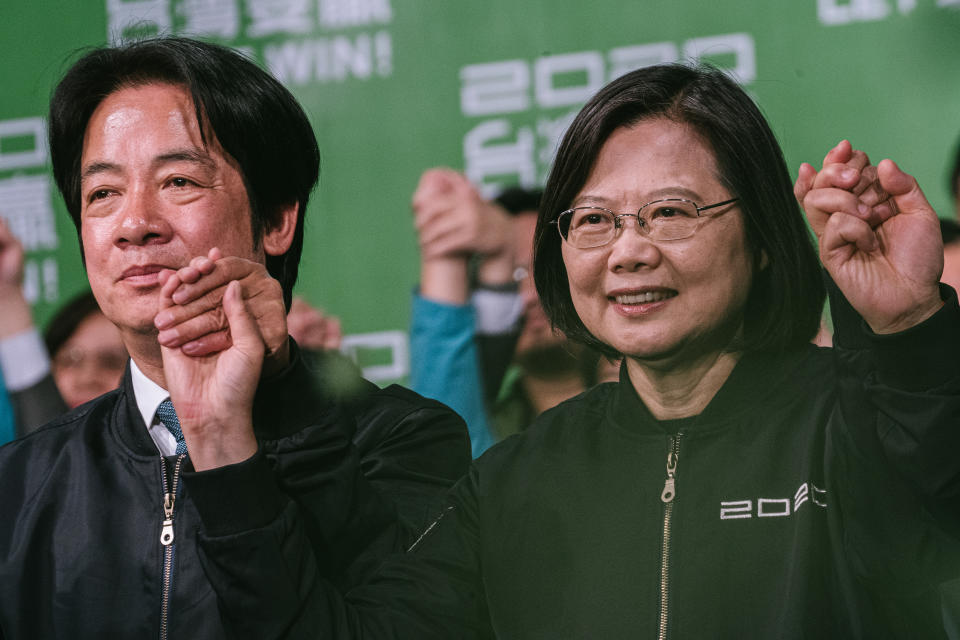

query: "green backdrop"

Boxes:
[2, 0, 959, 382]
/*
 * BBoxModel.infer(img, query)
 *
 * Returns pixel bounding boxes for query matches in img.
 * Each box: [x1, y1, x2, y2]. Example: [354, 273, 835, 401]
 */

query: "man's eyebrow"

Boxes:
[80, 149, 217, 183]
[153, 149, 217, 170]
[80, 161, 121, 182]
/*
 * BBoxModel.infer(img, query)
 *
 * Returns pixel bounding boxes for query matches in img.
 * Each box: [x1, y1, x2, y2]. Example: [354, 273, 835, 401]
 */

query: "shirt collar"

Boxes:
[130, 359, 178, 456]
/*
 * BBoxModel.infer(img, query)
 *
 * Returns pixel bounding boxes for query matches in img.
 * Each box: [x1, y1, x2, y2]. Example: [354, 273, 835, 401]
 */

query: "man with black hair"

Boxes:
[0, 37, 469, 638]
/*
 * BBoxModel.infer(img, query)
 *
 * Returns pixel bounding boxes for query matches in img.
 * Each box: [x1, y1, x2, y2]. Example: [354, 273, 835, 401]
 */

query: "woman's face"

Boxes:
[560, 119, 755, 364]
[51, 311, 127, 408]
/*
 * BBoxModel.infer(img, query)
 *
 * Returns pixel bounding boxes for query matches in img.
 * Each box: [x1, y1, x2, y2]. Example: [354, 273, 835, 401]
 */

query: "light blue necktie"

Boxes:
[156, 399, 187, 455]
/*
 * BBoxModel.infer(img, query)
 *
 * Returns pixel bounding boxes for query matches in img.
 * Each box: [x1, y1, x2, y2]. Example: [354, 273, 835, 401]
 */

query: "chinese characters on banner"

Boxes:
[458, 33, 757, 198]
[105, 0, 393, 85]
[0, 117, 59, 304]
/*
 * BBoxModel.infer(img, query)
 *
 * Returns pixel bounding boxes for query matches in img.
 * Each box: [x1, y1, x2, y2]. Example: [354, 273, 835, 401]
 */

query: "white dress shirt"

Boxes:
[130, 359, 178, 456]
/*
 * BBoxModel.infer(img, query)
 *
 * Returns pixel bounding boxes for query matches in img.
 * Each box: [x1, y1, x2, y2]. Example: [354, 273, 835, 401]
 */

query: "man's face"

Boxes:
[512, 211, 567, 358]
[79, 83, 262, 338]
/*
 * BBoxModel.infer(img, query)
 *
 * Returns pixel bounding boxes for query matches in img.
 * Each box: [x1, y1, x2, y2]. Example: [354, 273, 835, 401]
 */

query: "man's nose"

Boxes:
[113, 188, 169, 247]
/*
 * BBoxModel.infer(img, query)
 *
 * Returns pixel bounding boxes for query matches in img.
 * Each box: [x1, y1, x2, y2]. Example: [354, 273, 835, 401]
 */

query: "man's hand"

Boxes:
[160, 277, 262, 470]
[0, 217, 34, 338]
[796, 142, 943, 334]
[154, 248, 290, 374]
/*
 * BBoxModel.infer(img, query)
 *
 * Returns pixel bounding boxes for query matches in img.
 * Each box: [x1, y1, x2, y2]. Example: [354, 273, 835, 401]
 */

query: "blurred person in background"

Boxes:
[44, 290, 127, 409]
[1, 216, 126, 435]
[410, 169, 616, 456]
[287, 295, 343, 352]
[0, 217, 69, 437]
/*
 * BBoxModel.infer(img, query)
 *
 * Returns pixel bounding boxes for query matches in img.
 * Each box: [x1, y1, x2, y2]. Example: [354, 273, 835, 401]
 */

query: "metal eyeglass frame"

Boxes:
[552, 197, 739, 247]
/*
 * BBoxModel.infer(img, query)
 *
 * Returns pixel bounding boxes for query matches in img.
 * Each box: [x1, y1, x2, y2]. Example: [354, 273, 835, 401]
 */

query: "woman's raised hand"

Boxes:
[796, 140, 943, 334]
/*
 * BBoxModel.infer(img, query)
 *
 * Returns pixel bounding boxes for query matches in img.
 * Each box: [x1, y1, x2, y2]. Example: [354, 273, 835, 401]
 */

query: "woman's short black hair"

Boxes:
[48, 36, 320, 309]
[533, 63, 825, 358]
[43, 290, 104, 358]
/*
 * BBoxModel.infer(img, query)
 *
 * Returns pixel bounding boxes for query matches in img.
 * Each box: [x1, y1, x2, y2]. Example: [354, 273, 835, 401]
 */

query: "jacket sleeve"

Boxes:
[830, 279, 960, 513]
[183, 342, 473, 637]
[191, 459, 486, 639]
[8, 375, 68, 438]
[828, 277, 960, 617]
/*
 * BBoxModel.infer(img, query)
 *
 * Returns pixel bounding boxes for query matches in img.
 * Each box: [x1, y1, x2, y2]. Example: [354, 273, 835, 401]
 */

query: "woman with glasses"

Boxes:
[215, 64, 960, 638]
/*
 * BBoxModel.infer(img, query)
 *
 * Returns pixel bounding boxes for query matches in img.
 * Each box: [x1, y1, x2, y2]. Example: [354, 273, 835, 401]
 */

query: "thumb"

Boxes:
[222, 280, 264, 358]
[877, 158, 931, 214]
[794, 162, 817, 204]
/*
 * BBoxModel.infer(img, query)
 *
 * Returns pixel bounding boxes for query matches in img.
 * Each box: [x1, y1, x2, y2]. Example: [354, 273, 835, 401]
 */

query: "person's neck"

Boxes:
[625, 349, 740, 421]
[522, 372, 585, 416]
[123, 330, 167, 390]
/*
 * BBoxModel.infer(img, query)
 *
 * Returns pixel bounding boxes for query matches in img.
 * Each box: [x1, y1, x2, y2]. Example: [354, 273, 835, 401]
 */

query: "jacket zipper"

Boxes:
[658, 434, 681, 640]
[159, 454, 186, 640]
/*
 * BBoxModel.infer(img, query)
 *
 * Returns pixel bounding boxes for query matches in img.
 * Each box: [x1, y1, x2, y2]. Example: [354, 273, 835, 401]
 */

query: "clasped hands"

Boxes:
[795, 140, 944, 335]
[153, 248, 288, 470]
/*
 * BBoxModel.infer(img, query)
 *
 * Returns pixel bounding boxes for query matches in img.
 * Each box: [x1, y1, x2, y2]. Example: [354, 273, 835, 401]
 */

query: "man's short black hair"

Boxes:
[49, 36, 320, 309]
[494, 186, 542, 216]
[533, 63, 825, 359]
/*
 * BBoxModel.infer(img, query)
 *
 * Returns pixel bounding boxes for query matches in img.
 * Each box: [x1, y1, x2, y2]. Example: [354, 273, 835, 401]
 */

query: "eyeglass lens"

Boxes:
[560, 200, 702, 247]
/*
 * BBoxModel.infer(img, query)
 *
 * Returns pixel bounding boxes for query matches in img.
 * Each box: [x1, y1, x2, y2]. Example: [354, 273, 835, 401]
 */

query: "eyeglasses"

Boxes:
[552, 197, 739, 248]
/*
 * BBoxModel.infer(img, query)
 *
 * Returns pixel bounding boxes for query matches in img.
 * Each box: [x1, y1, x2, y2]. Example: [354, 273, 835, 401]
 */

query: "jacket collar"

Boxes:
[115, 364, 162, 456]
[610, 346, 812, 436]
[111, 341, 358, 456]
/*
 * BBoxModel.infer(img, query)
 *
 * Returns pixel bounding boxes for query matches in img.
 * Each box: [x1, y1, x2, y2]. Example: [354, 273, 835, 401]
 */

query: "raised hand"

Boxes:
[159, 278, 262, 470]
[412, 168, 514, 261]
[794, 140, 894, 231]
[286, 297, 342, 352]
[797, 142, 943, 334]
[154, 248, 290, 374]
[0, 217, 33, 339]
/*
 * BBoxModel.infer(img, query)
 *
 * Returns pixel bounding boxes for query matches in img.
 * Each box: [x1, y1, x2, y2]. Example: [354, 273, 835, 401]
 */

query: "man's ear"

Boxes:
[262, 202, 299, 256]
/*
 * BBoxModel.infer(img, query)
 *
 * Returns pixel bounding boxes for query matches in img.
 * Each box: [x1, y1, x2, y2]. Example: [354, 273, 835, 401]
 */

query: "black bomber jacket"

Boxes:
[199, 284, 960, 639]
[0, 345, 470, 639]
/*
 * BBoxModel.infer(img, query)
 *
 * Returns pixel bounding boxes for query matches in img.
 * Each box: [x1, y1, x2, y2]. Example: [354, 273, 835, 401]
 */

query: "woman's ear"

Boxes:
[758, 249, 770, 271]
[262, 202, 299, 256]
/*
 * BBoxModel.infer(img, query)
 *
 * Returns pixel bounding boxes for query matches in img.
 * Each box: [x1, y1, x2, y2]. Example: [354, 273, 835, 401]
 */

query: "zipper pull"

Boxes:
[660, 448, 678, 503]
[160, 492, 175, 546]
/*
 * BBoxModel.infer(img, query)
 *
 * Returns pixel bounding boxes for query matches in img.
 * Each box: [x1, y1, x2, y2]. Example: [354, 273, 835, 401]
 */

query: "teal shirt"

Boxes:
[0, 367, 15, 446]
[409, 292, 496, 458]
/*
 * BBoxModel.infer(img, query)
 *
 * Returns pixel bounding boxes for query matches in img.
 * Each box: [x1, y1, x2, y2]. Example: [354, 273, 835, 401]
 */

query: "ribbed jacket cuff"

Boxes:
[869, 284, 960, 391]
[183, 451, 287, 537]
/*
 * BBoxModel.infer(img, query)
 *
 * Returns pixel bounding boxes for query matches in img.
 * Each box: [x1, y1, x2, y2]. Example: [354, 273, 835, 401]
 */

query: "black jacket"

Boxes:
[0, 346, 470, 639]
[243, 286, 960, 638]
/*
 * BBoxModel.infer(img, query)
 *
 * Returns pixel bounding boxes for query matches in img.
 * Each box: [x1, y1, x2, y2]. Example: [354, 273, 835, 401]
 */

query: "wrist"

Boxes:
[184, 421, 258, 471]
[867, 290, 944, 335]
[420, 256, 469, 304]
[0, 287, 33, 338]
